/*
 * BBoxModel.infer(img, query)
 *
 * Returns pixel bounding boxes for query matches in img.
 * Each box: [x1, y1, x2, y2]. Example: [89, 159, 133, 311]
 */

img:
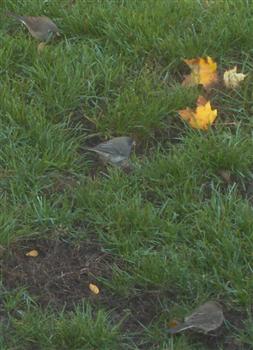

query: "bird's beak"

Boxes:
[56, 32, 61, 37]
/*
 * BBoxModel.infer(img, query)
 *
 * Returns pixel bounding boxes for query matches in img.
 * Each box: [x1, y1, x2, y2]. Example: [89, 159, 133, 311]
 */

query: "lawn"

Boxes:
[0, 0, 253, 349]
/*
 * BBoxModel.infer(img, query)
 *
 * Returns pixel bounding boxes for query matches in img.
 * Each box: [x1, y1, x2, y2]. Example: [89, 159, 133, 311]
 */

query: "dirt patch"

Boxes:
[0, 238, 158, 331]
[0, 238, 250, 349]
[1, 238, 113, 310]
[190, 332, 247, 350]
[105, 290, 162, 332]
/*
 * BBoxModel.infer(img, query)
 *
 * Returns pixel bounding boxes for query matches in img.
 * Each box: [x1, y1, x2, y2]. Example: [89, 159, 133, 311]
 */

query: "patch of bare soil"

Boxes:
[0, 238, 158, 331]
[0, 238, 249, 349]
[1, 238, 111, 309]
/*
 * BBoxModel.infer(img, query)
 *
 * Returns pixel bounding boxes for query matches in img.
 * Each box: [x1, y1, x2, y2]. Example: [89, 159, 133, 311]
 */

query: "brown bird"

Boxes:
[7, 12, 60, 42]
[168, 301, 224, 334]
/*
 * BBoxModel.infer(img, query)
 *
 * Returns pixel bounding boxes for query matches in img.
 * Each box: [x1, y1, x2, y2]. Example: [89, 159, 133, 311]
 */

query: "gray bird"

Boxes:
[7, 12, 60, 42]
[87, 136, 135, 168]
[168, 301, 224, 334]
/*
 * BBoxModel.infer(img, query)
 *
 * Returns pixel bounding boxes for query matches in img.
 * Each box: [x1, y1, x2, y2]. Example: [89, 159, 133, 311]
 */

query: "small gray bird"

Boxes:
[168, 301, 224, 334]
[7, 12, 60, 42]
[87, 136, 135, 168]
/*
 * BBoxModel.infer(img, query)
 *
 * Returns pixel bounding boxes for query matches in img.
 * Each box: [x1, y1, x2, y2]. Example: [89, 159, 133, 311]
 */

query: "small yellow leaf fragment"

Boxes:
[89, 283, 100, 295]
[178, 95, 217, 130]
[182, 56, 218, 89]
[168, 319, 180, 329]
[25, 249, 39, 257]
[223, 66, 246, 88]
[37, 42, 47, 53]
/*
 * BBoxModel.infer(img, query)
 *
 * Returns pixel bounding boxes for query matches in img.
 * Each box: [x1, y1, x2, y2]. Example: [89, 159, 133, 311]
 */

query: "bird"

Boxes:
[86, 136, 135, 168]
[6, 12, 60, 42]
[168, 301, 224, 334]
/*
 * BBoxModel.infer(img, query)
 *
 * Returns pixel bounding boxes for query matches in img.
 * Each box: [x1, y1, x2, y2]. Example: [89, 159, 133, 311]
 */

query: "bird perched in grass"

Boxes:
[168, 301, 224, 334]
[87, 136, 135, 168]
[6, 12, 60, 42]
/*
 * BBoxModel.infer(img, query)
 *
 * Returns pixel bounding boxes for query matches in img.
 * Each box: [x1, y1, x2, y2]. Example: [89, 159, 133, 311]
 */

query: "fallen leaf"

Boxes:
[37, 42, 47, 53]
[182, 56, 218, 89]
[223, 66, 246, 88]
[89, 283, 99, 295]
[168, 319, 180, 329]
[179, 95, 217, 130]
[25, 249, 39, 257]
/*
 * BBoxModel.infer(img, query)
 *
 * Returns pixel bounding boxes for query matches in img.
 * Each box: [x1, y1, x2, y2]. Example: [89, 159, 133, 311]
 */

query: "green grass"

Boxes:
[1, 0, 253, 348]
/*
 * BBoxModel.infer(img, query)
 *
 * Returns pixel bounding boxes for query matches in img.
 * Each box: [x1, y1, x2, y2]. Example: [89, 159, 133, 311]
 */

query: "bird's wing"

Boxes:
[23, 16, 58, 32]
[185, 311, 206, 324]
[93, 140, 121, 155]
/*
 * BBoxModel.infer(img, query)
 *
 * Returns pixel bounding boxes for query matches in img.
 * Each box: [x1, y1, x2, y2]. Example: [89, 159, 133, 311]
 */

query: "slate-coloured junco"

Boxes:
[168, 301, 224, 334]
[87, 136, 135, 168]
[7, 12, 60, 42]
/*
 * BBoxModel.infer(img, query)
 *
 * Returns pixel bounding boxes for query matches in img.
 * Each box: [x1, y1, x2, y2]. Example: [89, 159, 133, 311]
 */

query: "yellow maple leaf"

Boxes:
[182, 56, 218, 89]
[223, 66, 246, 88]
[89, 283, 100, 295]
[179, 95, 217, 130]
[25, 249, 39, 257]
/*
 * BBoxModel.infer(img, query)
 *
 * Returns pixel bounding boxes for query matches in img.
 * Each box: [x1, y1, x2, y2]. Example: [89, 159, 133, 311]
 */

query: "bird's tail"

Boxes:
[168, 322, 193, 334]
[85, 147, 96, 152]
[6, 11, 25, 22]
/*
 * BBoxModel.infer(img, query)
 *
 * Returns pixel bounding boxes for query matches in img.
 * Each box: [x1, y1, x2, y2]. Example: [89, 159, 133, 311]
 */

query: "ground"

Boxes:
[0, 0, 253, 349]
